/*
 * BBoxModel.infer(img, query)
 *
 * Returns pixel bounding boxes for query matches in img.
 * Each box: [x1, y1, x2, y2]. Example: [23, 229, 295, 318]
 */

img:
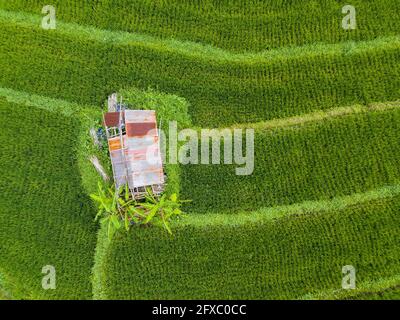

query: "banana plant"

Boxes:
[139, 188, 186, 235]
[90, 182, 188, 240]
[90, 182, 135, 240]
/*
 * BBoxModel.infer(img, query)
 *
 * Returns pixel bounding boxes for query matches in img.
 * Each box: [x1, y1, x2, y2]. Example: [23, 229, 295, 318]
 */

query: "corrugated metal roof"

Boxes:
[126, 122, 156, 137]
[125, 110, 156, 123]
[104, 112, 122, 127]
[105, 109, 164, 191]
[124, 110, 164, 188]
[108, 138, 128, 189]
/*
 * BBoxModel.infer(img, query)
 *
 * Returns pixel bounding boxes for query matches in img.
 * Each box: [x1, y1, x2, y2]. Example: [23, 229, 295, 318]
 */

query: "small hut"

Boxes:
[103, 95, 165, 199]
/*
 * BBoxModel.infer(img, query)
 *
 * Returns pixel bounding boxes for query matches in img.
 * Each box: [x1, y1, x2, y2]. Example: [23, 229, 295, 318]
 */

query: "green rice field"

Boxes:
[0, 0, 399, 300]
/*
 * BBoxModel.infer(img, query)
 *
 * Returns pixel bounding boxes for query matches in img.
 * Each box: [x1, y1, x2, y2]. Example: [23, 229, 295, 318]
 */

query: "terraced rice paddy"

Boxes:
[0, 0, 398, 300]
[0, 95, 98, 299]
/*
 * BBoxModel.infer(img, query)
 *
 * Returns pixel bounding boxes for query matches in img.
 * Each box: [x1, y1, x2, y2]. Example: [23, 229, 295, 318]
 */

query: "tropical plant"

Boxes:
[90, 183, 128, 240]
[139, 188, 187, 235]
[90, 182, 186, 240]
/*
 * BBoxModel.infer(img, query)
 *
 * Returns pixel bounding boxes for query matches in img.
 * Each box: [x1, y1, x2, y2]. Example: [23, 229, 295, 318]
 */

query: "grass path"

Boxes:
[178, 184, 400, 226]
[229, 100, 400, 131]
[301, 274, 400, 300]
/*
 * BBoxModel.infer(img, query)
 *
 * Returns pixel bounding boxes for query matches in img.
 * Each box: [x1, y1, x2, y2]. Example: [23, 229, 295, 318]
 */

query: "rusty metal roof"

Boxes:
[124, 110, 164, 188]
[104, 109, 164, 192]
[126, 122, 156, 137]
[104, 112, 123, 127]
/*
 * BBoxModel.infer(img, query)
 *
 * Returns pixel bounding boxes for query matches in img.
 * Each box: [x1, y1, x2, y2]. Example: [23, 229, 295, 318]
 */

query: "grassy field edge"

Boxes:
[177, 184, 400, 227]
[301, 274, 400, 300]
[1, 9, 399, 65]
